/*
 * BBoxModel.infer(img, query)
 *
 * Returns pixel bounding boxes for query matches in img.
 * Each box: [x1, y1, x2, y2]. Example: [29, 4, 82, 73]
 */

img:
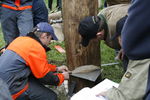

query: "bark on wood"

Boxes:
[62, 0, 101, 92]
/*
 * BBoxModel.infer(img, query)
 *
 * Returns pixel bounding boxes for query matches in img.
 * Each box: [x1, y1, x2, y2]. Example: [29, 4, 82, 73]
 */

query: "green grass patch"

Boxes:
[47, 41, 66, 66]
[0, 27, 5, 48]
[0, 32, 123, 82]
[100, 41, 124, 82]
[0, 0, 124, 83]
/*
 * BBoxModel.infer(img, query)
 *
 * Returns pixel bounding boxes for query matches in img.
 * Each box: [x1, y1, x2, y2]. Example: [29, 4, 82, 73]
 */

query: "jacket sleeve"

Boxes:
[49, 64, 57, 71]
[122, 0, 150, 59]
[38, 72, 64, 86]
[27, 47, 64, 86]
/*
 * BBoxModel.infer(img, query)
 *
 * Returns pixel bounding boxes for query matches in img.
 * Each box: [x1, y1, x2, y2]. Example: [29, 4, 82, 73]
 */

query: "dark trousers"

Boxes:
[17, 77, 57, 100]
[56, 0, 62, 10]
[33, 0, 48, 26]
[48, 0, 53, 10]
[48, 0, 62, 10]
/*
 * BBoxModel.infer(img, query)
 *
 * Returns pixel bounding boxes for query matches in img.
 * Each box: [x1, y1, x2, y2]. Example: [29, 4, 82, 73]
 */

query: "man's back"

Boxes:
[122, 0, 150, 60]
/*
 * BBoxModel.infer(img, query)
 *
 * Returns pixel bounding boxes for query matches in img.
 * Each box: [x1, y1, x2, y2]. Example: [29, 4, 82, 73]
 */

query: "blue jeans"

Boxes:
[33, 0, 48, 26]
[1, 7, 33, 45]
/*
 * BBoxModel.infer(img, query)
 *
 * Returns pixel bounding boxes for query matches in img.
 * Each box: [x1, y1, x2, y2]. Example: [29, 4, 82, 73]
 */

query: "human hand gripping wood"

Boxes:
[115, 49, 124, 60]
[57, 65, 69, 72]
[57, 65, 70, 80]
[62, 72, 70, 80]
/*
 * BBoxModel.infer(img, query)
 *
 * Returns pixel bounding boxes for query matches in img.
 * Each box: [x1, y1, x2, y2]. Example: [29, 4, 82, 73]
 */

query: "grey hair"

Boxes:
[34, 31, 43, 38]
[31, 27, 49, 38]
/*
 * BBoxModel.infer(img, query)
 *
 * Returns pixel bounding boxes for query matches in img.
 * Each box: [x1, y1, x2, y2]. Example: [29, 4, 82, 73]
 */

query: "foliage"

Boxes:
[47, 41, 66, 66]
[99, 0, 105, 10]
[0, 28, 123, 83]
[0, 0, 123, 84]
[0, 1, 124, 100]
[100, 41, 124, 82]
[0, 28, 5, 47]
[48, 40, 124, 82]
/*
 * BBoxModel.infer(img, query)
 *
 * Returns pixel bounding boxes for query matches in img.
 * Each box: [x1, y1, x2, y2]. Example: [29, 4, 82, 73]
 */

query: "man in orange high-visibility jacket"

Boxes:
[0, 0, 33, 45]
[0, 22, 70, 100]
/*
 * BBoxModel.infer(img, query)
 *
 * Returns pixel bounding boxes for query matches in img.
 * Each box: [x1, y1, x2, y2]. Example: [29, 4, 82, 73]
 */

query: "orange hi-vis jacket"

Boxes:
[1, 0, 32, 10]
[7, 36, 64, 99]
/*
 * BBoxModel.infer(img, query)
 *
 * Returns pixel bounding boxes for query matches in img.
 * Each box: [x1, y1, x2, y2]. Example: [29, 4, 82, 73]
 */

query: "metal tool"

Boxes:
[101, 62, 119, 67]
[49, 19, 63, 24]
[70, 65, 101, 82]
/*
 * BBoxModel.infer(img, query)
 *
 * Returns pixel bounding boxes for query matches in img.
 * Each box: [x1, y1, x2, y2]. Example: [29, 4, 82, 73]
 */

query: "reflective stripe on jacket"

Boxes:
[1, 0, 32, 10]
[7, 37, 64, 98]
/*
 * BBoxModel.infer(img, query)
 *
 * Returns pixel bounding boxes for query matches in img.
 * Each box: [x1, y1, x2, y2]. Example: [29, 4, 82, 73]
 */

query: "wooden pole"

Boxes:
[62, 0, 100, 92]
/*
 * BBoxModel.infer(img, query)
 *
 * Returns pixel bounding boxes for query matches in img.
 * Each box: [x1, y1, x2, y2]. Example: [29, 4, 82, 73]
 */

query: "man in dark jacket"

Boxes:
[0, 22, 69, 100]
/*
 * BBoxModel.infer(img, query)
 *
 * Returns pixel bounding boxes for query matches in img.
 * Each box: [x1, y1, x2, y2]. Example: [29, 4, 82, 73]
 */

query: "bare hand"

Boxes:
[62, 72, 69, 80]
[118, 49, 124, 60]
[57, 65, 69, 72]
[96, 91, 107, 97]
[0, 48, 6, 53]
[115, 49, 124, 60]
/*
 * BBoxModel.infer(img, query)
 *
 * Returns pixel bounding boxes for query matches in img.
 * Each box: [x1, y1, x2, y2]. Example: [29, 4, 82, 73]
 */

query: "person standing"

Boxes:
[32, 0, 49, 27]
[0, 0, 33, 45]
[56, 0, 62, 11]
[48, 0, 53, 10]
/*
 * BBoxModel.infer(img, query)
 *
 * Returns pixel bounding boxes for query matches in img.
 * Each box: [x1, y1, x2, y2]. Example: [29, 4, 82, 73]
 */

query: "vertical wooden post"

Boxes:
[62, 0, 100, 92]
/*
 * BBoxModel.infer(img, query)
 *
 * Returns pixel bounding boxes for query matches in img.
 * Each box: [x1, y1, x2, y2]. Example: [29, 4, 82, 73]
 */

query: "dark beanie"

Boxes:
[78, 16, 102, 47]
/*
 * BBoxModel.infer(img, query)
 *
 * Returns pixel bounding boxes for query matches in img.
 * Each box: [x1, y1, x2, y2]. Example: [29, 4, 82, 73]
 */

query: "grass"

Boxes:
[0, 28, 123, 83]
[0, 2, 124, 100]
[48, 41, 124, 83]
[0, 2, 124, 98]
[101, 41, 124, 82]
[0, 27, 5, 47]
[47, 41, 66, 65]
[46, 40, 124, 83]
[0, 0, 124, 82]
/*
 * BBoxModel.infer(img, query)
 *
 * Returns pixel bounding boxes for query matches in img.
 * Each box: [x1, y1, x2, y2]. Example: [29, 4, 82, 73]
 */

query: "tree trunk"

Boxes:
[62, 0, 100, 92]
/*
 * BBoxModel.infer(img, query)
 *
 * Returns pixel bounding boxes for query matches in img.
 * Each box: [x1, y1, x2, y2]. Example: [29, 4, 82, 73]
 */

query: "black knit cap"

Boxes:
[78, 16, 102, 47]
